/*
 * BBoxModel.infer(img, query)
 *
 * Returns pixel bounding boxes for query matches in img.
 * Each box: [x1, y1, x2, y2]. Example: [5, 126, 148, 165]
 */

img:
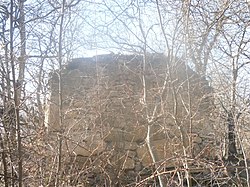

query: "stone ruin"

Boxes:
[46, 53, 216, 184]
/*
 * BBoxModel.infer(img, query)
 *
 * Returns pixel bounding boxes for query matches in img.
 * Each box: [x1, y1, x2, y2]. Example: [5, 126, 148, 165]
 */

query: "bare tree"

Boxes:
[1, 0, 250, 186]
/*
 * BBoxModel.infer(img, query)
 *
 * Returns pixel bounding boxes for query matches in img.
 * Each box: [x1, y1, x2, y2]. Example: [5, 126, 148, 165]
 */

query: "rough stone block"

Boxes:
[136, 144, 152, 167]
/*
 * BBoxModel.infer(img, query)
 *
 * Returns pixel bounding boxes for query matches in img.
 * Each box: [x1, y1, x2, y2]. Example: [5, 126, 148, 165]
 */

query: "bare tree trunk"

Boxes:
[0, 31, 9, 187]
[0, 131, 8, 187]
[227, 60, 238, 162]
[55, 0, 66, 186]
[16, 0, 26, 186]
[17, 0, 26, 88]
[227, 112, 237, 161]
[10, 0, 19, 186]
[9, 0, 25, 185]
[141, 52, 165, 187]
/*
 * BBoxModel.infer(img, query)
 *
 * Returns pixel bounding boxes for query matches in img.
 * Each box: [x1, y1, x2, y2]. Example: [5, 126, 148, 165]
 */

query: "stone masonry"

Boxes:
[46, 53, 215, 172]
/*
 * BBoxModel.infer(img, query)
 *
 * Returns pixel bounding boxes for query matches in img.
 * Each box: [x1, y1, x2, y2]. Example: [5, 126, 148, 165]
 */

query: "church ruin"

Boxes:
[46, 53, 216, 185]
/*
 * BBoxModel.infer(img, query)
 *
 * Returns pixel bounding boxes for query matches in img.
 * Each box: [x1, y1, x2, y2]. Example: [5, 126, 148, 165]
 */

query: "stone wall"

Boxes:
[47, 53, 215, 173]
